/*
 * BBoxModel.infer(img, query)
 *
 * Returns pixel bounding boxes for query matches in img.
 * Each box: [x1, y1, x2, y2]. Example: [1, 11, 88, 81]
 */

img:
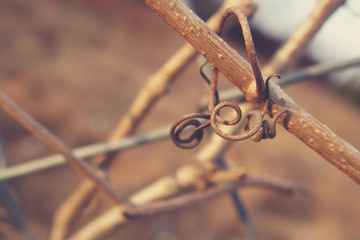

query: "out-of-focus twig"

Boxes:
[0, 185, 36, 240]
[218, 157, 258, 240]
[123, 174, 307, 219]
[198, 57, 360, 109]
[0, 132, 9, 168]
[262, 0, 346, 75]
[68, 169, 308, 240]
[0, 90, 128, 204]
[0, 125, 171, 182]
[0, 132, 36, 240]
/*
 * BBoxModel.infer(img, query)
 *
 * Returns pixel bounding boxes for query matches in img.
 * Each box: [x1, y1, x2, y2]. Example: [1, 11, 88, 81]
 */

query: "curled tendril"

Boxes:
[249, 109, 289, 142]
[170, 73, 288, 149]
[170, 113, 210, 149]
[211, 103, 263, 141]
[170, 8, 289, 149]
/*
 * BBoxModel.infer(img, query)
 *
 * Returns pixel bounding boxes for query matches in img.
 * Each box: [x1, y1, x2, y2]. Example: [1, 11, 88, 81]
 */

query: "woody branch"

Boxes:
[145, 0, 360, 184]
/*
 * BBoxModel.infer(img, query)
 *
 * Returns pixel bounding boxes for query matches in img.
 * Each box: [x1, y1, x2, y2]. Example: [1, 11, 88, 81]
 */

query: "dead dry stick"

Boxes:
[263, 0, 346, 75]
[50, 1, 257, 239]
[0, 90, 128, 204]
[217, 157, 257, 240]
[0, 134, 35, 240]
[68, 170, 306, 240]
[123, 174, 307, 219]
[145, 0, 360, 184]
[0, 125, 171, 182]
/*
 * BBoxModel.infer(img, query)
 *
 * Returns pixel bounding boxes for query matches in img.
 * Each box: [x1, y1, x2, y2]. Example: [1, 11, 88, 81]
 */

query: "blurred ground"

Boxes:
[0, 0, 360, 239]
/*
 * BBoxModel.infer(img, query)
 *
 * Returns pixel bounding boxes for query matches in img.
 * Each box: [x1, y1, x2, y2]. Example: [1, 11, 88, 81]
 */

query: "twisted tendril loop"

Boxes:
[170, 9, 288, 149]
[211, 104, 263, 141]
[170, 113, 210, 149]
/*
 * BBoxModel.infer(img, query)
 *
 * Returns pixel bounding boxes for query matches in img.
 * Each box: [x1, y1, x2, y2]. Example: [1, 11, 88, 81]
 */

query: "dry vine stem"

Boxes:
[145, 0, 360, 183]
[50, 1, 257, 239]
[68, 170, 306, 240]
[0, 91, 128, 204]
[262, 0, 346, 74]
[170, 8, 289, 148]
[123, 174, 308, 219]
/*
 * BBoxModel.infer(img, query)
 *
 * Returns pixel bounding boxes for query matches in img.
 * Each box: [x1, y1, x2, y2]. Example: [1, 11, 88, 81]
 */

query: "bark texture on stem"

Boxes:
[145, 0, 360, 184]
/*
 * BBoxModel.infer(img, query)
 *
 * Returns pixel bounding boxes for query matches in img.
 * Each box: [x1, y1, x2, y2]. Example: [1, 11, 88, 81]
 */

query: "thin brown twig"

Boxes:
[123, 174, 308, 219]
[0, 125, 171, 182]
[0, 90, 128, 204]
[50, 1, 257, 239]
[262, 0, 346, 75]
[217, 157, 258, 240]
[67, 161, 214, 240]
[0, 133, 35, 240]
[197, 57, 360, 109]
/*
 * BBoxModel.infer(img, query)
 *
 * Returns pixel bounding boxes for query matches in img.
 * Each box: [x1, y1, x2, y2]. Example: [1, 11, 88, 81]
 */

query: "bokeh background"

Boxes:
[0, 0, 360, 239]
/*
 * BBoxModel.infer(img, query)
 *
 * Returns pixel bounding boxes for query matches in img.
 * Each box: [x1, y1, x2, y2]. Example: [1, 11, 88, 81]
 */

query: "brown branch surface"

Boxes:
[144, 0, 360, 184]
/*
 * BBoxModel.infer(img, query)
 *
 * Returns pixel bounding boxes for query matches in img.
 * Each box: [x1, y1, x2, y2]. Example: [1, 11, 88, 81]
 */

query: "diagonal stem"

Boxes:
[145, 0, 360, 185]
[263, 0, 346, 75]
[218, 157, 258, 240]
[0, 90, 129, 204]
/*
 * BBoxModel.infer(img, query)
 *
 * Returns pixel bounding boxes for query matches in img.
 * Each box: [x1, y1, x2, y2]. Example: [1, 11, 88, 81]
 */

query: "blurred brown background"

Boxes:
[0, 0, 360, 239]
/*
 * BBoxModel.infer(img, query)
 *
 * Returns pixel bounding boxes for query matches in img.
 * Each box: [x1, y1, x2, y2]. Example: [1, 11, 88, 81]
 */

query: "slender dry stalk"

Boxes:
[0, 125, 171, 182]
[68, 171, 306, 240]
[50, 1, 257, 239]
[0, 134, 35, 240]
[145, 0, 360, 183]
[197, 57, 360, 108]
[0, 90, 128, 204]
[123, 174, 307, 219]
[262, 0, 346, 75]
